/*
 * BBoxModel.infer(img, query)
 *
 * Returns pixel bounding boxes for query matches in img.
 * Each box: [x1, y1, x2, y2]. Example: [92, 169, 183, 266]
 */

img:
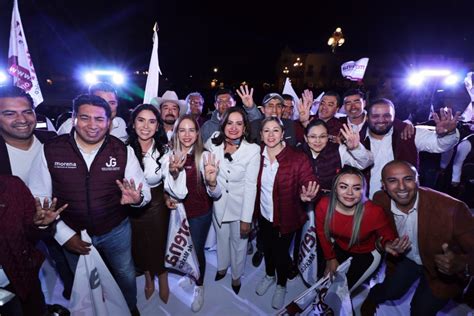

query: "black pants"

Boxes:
[259, 216, 295, 287]
[334, 243, 381, 292]
[368, 257, 449, 315]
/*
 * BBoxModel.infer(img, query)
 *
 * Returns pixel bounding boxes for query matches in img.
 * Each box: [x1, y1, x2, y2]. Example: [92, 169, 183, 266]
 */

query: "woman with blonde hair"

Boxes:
[316, 166, 410, 293]
[167, 114, 220, 312]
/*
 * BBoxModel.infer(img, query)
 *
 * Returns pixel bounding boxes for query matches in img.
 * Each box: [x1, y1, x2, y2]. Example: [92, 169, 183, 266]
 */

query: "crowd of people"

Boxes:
[0, 80, 473, 316]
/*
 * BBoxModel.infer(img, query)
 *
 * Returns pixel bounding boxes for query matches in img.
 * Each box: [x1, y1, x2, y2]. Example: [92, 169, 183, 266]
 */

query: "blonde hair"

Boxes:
[171, 115, 204, 185]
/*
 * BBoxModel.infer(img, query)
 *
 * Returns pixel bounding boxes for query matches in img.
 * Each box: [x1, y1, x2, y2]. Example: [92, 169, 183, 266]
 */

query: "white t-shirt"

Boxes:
[6, 136, 43, 185]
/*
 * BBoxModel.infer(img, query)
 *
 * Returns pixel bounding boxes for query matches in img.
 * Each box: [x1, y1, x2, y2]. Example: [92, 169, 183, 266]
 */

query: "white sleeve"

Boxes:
[200, 151, 222, 199]
[240, 146, 260, 223]
[339, 143, 374, 169]
[414, 126, 460, 153]
[125, 146, 151, 207]
[451, 140, 472, 183]
[28, 148, 52, 200]
[163, 153, 188, 200]
[57, 118, 73, 135]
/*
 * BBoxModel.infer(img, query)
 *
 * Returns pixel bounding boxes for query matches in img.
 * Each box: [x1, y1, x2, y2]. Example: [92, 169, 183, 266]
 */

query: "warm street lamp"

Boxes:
[328, 27, 345, 53]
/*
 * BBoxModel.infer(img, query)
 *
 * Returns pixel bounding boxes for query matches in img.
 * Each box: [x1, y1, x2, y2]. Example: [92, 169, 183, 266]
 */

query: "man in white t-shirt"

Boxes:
[58, 82, 128, 142]
[0, 85, 73, 309]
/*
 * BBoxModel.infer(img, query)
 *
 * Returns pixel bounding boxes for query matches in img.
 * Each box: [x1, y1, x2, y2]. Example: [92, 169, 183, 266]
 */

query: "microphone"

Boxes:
[224, 153, 233, 162]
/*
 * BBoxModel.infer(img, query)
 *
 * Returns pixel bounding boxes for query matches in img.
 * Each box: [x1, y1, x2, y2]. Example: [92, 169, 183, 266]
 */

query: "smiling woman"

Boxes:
[315, 166, 406, 299]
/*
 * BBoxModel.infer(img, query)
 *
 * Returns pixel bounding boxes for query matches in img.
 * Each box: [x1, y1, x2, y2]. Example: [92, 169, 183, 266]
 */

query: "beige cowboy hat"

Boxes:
[150, 90, 188, 116]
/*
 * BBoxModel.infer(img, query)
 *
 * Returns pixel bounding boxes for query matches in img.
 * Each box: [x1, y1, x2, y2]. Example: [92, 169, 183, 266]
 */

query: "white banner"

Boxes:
[165, 204, 200, 281]
[298, 209, 318, 285]
[341, 58, 369, 81]
[143, 23, 162, 104]
[282, 77, 300, 120]
[69, 231, 130, 316]
[8, 0, 43, 107]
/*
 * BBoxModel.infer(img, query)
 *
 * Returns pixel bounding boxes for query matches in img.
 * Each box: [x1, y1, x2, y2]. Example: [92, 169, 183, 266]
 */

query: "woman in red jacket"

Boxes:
[315, 166, 410, 293]
[0, 175, 66, 316]
[254, 117, 319, 309]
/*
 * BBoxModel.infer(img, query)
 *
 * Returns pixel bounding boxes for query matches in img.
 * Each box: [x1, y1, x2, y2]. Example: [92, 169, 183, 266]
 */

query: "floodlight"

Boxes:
[408, 73, 424, 86]
[443, 74, 459, 86]
[112, 73, 125, 85]
[84, 72, 98, 85]
[0, 71, 7, 84]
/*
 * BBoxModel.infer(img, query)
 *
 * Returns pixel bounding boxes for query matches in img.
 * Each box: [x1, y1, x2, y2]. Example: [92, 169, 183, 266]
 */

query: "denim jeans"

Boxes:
[188, 210, 212, 285]
[63, 218, 137, 310]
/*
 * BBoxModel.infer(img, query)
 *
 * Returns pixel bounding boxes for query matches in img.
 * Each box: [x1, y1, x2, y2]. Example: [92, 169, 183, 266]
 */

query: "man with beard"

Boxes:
[361, 160, 474, 315]
[152, 90, 187, 141]
[360, 98, 459, 197]
[0, 85, 74, 308]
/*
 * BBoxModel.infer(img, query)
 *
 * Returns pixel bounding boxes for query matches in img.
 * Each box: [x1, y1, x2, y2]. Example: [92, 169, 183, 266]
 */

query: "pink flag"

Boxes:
[8, 0, 43, 107]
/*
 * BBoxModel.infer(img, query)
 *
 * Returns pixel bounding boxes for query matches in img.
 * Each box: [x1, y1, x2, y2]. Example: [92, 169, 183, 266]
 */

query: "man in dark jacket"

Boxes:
[29, 94, 151, 315]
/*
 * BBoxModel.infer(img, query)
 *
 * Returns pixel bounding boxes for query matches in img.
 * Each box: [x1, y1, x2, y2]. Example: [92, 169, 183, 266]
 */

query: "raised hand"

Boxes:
[300, 181, 319, 202]
[298, 89, 313, 126]
[33, 197, 68, 226]
[384, 235, 411, 256]
[116, 178, 143, 205]
[432, 107, 460, 136]
[203, 153, 219, 188]
[236, 84, 255, 108]
[169, 151, 186, 179]
[434, 243, 466, 275]
[340, 123, 360, 150]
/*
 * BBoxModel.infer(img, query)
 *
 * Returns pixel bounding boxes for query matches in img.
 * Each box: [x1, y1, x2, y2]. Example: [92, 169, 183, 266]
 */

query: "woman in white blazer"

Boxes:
[205, 107, 260, 294]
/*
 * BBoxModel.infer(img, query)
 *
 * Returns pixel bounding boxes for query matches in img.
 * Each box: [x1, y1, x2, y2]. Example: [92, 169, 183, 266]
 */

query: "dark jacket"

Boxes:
[0, 175, 52, 300]
[373, 187, 474, 300]
[255, 145, 317, 234]
[43, 133, 127, 236]
[302, 141, 342, 192]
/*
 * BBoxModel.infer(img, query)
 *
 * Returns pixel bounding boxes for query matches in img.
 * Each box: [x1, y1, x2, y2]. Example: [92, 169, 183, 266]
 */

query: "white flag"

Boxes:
[311, 92, 325, 116]
[341, 58, 369, 81]
[298, 209, 318, 285]
[144, 23, 162, 104]
[8, 0, 43, 107]
[278, 258, 352, 316]
[282, 77, 300, 120]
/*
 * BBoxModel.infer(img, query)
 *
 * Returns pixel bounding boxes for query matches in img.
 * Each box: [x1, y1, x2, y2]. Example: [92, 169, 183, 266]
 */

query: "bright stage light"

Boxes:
[443, 74, 460, 86]
[0, 71, 8, 84]
[408, 73, 424, 86]
[83, 70, 126, 86]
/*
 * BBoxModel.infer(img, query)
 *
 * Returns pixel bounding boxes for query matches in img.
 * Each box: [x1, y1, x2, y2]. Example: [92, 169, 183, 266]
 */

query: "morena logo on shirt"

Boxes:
[54, 161, 77, 169]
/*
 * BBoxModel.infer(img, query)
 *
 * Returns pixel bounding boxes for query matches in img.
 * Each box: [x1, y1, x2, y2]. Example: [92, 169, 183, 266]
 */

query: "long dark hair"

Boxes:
[211, 107, 252, 145]
[127, 104, 169, 171]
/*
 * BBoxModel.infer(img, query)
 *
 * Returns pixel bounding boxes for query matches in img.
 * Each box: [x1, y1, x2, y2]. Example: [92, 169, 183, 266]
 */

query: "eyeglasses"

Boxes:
[189, 100, 203, 105]
[307, 134, 328, 141]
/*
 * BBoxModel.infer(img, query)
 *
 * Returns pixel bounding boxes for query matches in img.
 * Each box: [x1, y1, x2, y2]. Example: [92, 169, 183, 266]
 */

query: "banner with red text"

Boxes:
[8, 0, 43, 107]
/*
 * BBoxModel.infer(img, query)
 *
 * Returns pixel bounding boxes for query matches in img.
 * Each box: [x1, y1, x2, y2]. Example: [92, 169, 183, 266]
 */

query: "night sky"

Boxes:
[0, 0, 473, 93]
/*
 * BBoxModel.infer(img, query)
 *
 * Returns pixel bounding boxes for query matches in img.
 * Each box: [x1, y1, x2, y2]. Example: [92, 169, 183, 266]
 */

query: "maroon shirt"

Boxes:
[182, 153, 212, 218]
